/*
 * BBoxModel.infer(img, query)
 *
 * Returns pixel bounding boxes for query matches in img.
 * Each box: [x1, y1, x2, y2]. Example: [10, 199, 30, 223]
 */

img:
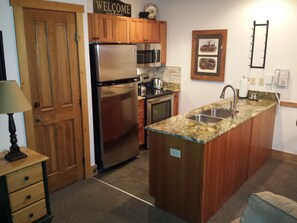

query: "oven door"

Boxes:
[146, 94, 174, 125]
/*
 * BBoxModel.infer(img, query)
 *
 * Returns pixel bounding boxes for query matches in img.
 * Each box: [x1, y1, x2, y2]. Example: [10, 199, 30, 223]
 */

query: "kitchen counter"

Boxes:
[146, 95, 278, 144]
[148, 91, 278, 223]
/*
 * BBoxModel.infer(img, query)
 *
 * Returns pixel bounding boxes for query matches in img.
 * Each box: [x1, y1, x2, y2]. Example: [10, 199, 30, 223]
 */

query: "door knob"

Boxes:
[35, 117, 42, 123]
[34, 102, 40, 108]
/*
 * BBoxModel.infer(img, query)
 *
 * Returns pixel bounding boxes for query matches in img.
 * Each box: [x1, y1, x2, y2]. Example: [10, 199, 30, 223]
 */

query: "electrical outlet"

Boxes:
[170, 148, 181, 158]
[265, 74, 273, 85]
[250, 77, 256, 85]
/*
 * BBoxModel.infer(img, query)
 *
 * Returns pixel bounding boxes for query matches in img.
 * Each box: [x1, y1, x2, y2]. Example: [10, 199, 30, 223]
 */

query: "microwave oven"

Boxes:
[136, 43, 161, 68]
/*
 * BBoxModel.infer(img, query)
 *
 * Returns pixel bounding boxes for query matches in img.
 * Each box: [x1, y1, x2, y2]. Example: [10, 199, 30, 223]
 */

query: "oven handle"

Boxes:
[147, 94, 174, 104]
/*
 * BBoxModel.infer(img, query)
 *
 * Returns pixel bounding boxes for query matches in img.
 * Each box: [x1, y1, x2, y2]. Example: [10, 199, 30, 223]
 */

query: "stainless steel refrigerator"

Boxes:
[89, 43, 139, 170]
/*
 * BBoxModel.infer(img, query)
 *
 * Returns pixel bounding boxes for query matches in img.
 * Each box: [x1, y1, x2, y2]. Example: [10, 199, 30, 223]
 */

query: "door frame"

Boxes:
[10, 0, 92, 178]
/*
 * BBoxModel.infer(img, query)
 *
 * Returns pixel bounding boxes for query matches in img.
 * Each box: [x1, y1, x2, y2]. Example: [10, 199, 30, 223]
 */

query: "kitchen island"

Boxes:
[146, 92, 278, 223]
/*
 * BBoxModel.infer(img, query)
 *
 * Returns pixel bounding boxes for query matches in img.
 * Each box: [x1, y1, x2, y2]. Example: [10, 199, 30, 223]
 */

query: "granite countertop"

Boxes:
[146, 95, 278, 144]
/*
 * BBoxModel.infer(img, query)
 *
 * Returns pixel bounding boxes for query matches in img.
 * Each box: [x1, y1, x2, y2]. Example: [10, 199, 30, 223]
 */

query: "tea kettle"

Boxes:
[152, 78, 163, 90]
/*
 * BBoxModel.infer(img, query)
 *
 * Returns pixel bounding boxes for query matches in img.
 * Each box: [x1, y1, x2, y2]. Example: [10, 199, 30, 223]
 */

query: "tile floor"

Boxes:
[94, 149, 154, 204]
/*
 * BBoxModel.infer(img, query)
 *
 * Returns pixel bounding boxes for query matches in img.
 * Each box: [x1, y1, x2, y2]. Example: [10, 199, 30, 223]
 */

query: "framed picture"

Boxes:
[0, 30, 7, 80]
[191, 29, 227, 82]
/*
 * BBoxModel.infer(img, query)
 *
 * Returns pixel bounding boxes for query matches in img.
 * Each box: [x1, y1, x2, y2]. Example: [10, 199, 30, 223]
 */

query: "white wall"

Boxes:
[0, 0, 26, 151]
[156, 0, 297, 154]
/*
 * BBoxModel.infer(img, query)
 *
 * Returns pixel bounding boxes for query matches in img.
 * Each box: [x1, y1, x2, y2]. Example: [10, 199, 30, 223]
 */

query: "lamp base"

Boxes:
[4, 150, 27, 162]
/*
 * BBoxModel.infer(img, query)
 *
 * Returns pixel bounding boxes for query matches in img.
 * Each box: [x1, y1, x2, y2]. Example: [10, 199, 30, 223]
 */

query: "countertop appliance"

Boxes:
[136, 43, 161, 68]
[89, 43, 139, 170]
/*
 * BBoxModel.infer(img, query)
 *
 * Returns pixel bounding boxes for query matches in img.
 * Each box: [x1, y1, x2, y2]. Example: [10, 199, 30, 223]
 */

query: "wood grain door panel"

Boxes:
[24, 8, 84, 192]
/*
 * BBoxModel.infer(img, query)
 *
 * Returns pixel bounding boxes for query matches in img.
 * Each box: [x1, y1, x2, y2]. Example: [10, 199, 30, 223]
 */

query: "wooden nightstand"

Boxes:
[0, 148, 53, 223]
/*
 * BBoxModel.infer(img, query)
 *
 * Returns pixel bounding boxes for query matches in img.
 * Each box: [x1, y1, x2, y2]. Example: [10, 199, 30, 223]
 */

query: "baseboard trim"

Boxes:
[90, 164, 98, 176]
[271, 150, 297, 164]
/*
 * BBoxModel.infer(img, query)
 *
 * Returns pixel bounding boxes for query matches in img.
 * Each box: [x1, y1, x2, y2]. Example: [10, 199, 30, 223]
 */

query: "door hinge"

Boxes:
[79, 98, 82, 107]
[82, 157, 85, 166]
[75, 32, 79, 42]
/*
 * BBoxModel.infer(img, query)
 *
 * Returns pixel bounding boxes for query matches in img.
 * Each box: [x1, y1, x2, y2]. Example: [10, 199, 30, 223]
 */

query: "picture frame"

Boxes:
[191, 29, 227, 82]
[0, 30, 7, 80]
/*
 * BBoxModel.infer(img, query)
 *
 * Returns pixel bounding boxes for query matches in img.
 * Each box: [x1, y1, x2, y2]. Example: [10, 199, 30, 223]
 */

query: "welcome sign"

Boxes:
[93, 0, 132, 17]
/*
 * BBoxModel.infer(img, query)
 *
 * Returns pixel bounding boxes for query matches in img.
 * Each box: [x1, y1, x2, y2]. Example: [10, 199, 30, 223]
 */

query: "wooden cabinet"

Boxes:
[159, 21, 167, 65]
[114, 16, 130, 43]
[138, 98, 145, 145]
[0, 148, 53, 223]
[249, 105, 276, 177]
[173, 91, 179, 116]
[202, 119, 252, 222]
[129, 18, 160, 43]
[87, 13, 167, 61]
[149, 105, 276, 223]
[88, 13, 114, 42]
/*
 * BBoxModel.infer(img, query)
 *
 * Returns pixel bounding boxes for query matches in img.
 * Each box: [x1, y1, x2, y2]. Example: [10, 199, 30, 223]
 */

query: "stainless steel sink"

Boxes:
[200, 108, 233, 118]
[187, 114, 223, 123]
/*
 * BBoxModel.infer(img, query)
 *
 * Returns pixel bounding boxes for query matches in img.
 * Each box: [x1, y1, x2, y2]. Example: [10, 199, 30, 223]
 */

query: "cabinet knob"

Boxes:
[26, 195, 32, 200]
[29, 213, 34, 218]
[24, 176, 30, 181]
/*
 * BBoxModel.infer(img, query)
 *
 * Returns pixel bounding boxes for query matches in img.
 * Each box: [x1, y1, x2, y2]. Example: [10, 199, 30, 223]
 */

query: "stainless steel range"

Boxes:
[138, 74, 174, 147]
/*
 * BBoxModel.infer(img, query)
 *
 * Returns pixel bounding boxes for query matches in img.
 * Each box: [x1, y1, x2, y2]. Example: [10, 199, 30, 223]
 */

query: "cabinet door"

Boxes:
[93, 14, 115, 42]
[145, 20, 160, 42]
[173, 91, 179, 116]
[248, 105, 276, 177]
[202, 119, 252, 223]
[159, 21, 167, 64]
[88, 13, 96, 42]
[138, 99, 145, 145]
[129, 18, 146, 43]
[114, 16, 130, 43]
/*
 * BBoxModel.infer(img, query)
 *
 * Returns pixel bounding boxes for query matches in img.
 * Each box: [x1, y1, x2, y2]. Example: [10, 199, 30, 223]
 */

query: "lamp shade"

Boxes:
[0, 80, 32, 114]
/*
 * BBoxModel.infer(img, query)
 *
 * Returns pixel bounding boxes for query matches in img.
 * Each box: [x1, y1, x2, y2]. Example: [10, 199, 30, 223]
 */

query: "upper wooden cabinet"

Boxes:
[88, 13, 130, 43]
[114, 16, 130, 43]
[129, 18, 160, 43]
[87, 14, 167, 63]
[159, 21, 167, 65]
[88, 13, 114, 42]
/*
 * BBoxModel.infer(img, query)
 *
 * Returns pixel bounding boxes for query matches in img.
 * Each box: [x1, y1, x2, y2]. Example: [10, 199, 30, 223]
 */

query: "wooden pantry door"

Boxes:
[23, 8, 84, 192]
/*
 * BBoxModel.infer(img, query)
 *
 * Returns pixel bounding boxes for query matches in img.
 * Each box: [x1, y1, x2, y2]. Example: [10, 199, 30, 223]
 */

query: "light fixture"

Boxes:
[0, 80, 32, 161]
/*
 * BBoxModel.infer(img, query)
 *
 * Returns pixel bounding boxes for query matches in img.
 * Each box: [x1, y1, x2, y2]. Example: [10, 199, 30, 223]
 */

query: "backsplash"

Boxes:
[137, 66, 181, 91]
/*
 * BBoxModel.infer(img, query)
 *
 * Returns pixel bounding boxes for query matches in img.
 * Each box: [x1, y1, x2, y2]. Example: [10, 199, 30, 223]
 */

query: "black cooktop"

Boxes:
[139, 84, 173, 99]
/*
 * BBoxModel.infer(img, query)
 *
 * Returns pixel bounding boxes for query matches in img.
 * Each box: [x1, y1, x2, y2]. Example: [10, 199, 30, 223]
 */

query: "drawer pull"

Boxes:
[29, 213, 34, 218]
[24, 176, 30, 181]
[26, 195, 32, 200]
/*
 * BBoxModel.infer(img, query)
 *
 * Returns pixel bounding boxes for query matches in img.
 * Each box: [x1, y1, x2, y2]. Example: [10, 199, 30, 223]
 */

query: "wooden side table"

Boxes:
[0, 148, 53, 223]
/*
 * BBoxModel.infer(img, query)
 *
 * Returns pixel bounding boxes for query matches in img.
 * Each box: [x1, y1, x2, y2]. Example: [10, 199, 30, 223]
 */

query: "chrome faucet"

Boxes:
[220, 84, 237, 117]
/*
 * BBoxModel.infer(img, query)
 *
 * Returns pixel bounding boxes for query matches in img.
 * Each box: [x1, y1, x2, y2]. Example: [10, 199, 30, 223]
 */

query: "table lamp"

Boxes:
[0, 80, 32, 161]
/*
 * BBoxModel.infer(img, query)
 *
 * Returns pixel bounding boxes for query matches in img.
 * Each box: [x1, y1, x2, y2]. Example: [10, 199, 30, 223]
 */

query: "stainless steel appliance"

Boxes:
[89, 43, 139, 170]
[136, 43, 161, 68]
[138, 75, 173, 147]
[146, 94, 173, 125]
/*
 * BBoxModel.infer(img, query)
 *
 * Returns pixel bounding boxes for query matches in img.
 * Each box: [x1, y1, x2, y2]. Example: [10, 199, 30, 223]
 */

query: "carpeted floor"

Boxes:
[50, 153, 297, 223]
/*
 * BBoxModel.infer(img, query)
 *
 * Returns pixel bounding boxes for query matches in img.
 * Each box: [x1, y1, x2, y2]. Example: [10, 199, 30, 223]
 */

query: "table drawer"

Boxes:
[9, 181, 45, 212]
[12, 199, 47, 223]
[6, 164, 43, 193]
